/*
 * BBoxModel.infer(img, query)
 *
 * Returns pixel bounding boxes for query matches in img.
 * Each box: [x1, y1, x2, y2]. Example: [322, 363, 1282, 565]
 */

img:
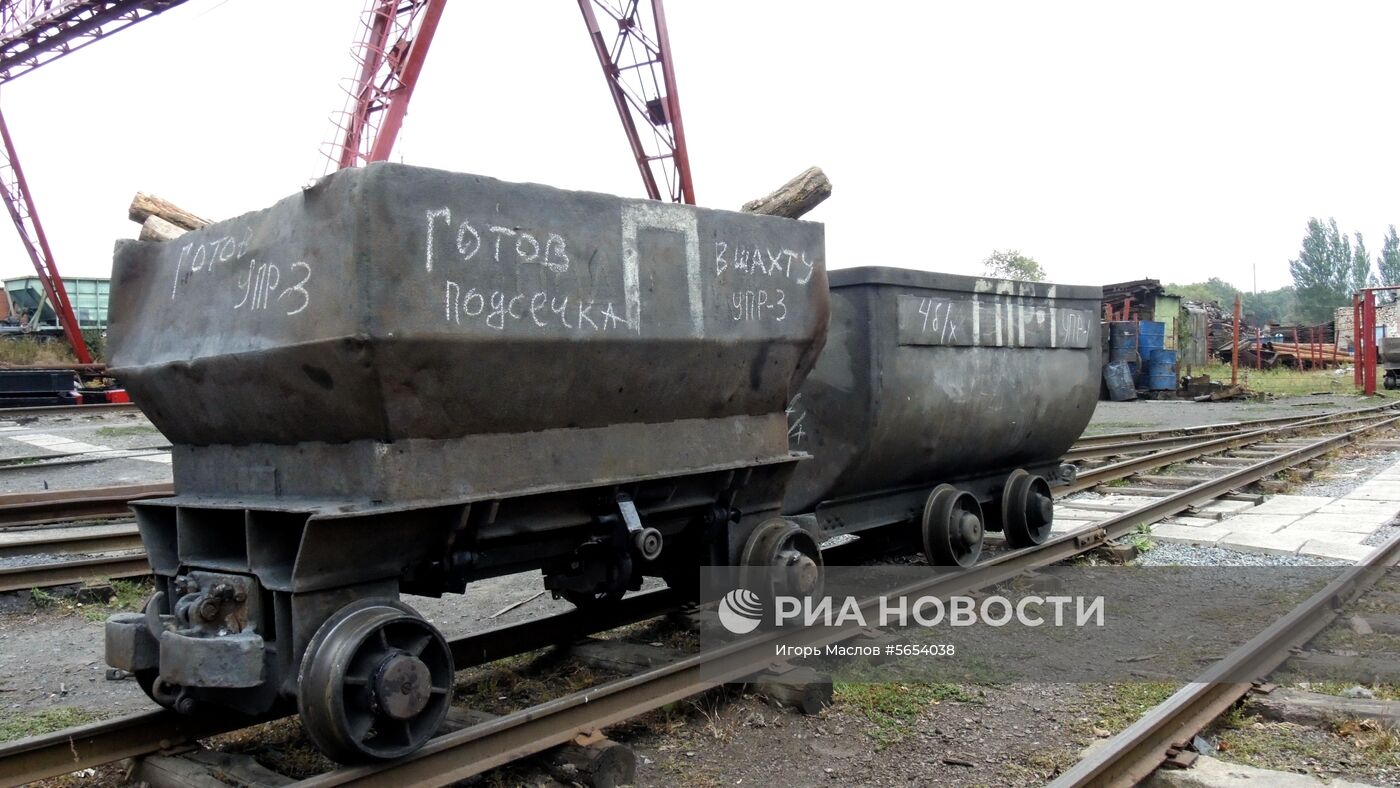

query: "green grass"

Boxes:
[1091, 682, 1179, 731]
[835, 682, 980, 748]
[1198, 362, 1398, 398]
[0, 707, 98, 742]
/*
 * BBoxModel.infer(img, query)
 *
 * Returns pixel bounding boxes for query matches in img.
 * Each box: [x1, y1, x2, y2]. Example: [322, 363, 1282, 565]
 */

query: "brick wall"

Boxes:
[1335, 301, 1400, 350]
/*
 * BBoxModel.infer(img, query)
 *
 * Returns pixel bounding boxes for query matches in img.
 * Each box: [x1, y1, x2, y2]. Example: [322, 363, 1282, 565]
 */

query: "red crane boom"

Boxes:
[0, 1, 189, 364]
[327, 0, 694, 205]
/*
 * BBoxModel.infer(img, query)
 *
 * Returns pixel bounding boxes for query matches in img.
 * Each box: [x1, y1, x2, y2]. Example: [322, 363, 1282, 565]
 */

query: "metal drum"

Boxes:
[1145, 348, 1178, 391]
[1136, 321, 1165, 384]
[1108, 321, 1140, 378]
[1103, 360, 1138, 401]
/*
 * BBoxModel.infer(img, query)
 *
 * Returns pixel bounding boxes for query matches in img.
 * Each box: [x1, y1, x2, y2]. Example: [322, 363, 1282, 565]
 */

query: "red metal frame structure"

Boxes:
[0, 107, 89, 361]
[577, 0, 694, 204]
[0, 1, 189, 364]
[324, 0, 447, 171]
[1354, 286, 1400, 395]
[0, 1, 187, 83]
[327, 0, 695, 206]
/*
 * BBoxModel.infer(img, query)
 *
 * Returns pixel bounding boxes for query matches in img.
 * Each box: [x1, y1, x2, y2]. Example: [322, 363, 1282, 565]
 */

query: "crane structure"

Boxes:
[0, 0, 694, 369]
[0, 0, 190, 365]
[328, 0, 694, 204]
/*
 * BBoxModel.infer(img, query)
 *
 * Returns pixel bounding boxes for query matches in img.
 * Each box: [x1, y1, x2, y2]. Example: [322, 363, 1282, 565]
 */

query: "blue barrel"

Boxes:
[1136, 321, 1165, 385]
[1103, 361, 1137, 401]
[1108, 322, 1140, 377]
[1145, 348, 1177, 391]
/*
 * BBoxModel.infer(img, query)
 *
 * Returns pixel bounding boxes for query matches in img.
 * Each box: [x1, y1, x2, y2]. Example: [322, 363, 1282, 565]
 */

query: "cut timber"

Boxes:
[128, 749, 293, 788]
[568, 637, 684, 673]
[140, 214, 186, 242]
[443, 708, 635, 787]
[1250, 687, 1400, 729]
[742, 166, 832, 219]
[128, 192, 211, 231]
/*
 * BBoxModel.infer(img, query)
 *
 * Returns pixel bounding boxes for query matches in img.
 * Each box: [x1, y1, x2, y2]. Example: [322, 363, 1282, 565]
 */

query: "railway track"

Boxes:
[5, 407, 1399, 786]
[0, 401, 138, 417]
[1, 405, 1397, 595]
[1052, 521, 1400, 787]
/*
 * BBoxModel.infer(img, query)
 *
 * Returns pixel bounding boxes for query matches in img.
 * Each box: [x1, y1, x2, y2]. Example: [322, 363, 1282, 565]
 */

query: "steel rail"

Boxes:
[0, 553, 149, 593]
[293, 413, 1400, 787]
[1060, 404, 1400, 496]
[0, 482, 168, 528]
[0, 588, 683, 787]
[0, 401, 137, 416]
[1051, 533, 1400, 788]
[8, 412, 1398, 786]
[1071, 410, 1342, 448]
[1065, 411, 1382, 462]
[0, 523, 139, 559]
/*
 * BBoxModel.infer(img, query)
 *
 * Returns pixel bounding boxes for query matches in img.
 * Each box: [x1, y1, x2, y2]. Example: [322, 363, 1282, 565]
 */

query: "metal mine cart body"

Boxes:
[1384, 337, 1400, 390]
[783, 268, 1102, 567]
[104, 163, 828, 761]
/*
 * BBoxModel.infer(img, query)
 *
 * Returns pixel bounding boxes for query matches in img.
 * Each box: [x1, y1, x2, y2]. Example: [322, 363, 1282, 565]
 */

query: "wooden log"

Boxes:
[741, 166, 832, 219]
[139, 214, 186, 242]
[128, 192, 211, 231]
[128, 749, 292, 788]
[1250, 687, 1400, 729]
[568, 637, 683, 673]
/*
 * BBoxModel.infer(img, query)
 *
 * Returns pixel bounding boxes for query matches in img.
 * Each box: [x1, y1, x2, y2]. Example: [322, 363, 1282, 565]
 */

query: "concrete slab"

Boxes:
[1144, 753, 1376, 788]
[1214, 513, 1300, 533]
[1286, 513, 1387, 534]
[1196, 500, 1257, 514]
[1052, 508, 1113, 521]
[1297, 539, 1376, 562]
[1317, 499, 1400, 516]
[1161, 516, 1225, 528]
[1217, 530, 1307, 555]
[1343, 483, 1400, 502]
[1247, 495, 1332, 515]
[1049, 519, 1096, 533]
[1273, 526, 1367, 545]
[1148, 524, 1231, 546]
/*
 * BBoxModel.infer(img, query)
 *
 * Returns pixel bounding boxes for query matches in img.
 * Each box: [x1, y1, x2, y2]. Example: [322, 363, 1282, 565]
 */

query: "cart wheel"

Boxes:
[740, 517, 823, 599]
[921, 484, 984, 568]
[1001, 469, 1054, 548]
[298, 599, 454, 763]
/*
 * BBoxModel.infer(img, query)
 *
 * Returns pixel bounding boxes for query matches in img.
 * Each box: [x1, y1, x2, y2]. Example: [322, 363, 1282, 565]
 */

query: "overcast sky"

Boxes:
[3, 0, 1398, 292]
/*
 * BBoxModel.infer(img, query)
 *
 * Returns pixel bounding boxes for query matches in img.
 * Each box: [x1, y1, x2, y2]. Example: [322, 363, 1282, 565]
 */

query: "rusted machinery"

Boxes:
[783, 269, 1101, 566]
[103, 163, 828, 762]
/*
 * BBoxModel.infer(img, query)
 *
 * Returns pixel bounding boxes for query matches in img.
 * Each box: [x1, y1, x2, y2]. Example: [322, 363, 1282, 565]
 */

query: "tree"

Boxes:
[1289, 217, 1369, 323]
[982, 250, 1046, 282]
[1378, 225, 1400, 288]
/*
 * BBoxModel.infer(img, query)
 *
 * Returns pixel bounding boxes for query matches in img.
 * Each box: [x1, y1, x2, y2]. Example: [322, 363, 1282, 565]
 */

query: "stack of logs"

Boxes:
[128, 192, 209, 241]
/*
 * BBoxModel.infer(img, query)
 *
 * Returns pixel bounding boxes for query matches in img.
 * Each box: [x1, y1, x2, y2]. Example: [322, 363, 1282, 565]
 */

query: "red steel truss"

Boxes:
[0, 1, 187, 83]
[0, 106, 90, 361]
[324, 0, 446, 171]
[0, 1, 187, 362]
[577, 0, 694, 204]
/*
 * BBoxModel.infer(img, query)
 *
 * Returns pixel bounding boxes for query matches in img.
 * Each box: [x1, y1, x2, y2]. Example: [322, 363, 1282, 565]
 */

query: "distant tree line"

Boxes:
[1288, 218, 1400, 323]
[1167, 278, 1298, 326]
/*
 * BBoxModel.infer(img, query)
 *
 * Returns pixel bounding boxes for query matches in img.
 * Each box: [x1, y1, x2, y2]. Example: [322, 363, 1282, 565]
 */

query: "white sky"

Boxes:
[4, 0, 1399, 292]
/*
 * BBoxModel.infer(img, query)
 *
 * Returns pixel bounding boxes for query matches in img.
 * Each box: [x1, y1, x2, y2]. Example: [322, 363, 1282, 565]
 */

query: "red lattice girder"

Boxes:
[0, 1, 188, 84]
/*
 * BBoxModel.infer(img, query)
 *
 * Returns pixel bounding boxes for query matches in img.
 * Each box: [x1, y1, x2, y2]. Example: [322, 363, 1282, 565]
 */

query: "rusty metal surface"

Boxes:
[784, 267, 1102, 513]
[0, 524, 140, 558]
[0, 553, 149, 592]
[0, 482, 167, 528]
